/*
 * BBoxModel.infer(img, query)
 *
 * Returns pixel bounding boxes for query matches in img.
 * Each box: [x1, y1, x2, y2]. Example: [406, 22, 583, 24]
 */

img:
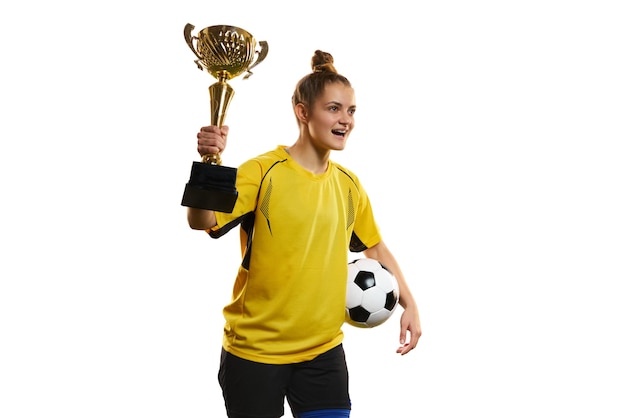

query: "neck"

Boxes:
[286, 141, 330, 174]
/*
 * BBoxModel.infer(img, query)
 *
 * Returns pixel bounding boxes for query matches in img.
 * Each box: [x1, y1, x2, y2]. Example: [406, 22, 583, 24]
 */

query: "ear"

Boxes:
[294, 103, 308, 123]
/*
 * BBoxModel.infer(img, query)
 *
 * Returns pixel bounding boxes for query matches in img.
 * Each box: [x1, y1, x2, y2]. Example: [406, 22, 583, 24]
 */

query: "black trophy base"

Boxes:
[181, 161, 238, 213]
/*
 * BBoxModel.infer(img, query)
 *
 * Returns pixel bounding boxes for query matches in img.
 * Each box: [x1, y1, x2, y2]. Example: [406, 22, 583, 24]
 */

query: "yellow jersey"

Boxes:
[211, 146, 381, 364]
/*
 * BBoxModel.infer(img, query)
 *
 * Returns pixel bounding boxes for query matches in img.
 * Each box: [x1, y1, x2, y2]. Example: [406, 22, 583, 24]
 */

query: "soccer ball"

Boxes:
[345, 258, 400, 328]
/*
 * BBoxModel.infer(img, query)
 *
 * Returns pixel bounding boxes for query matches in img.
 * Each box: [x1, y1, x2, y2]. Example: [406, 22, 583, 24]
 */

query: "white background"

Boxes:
[1, 0, 625, 417]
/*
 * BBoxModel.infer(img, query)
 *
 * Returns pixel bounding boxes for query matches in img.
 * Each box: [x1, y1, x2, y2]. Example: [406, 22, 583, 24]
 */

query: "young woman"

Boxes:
[187, 50, 422, 418]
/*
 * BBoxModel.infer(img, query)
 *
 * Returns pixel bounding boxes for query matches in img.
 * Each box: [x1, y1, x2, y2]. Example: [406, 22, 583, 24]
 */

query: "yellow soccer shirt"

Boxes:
[210, 146, 381, 364]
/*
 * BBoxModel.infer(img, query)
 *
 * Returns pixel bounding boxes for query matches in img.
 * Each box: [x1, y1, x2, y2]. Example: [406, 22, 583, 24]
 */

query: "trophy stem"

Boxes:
[209, 76, 235, 128]
[201, 78, 235, 165]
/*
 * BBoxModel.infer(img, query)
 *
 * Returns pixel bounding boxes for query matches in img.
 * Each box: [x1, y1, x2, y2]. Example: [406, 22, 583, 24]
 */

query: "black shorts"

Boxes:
[218, 344, 351, 418]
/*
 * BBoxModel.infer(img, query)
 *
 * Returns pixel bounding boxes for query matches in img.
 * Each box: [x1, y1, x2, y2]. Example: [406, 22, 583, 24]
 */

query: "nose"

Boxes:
[340, 111, 353, 125]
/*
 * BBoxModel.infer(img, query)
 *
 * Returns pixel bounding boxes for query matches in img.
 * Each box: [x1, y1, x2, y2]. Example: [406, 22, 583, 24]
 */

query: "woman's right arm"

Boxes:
[187, 208, 217, 230]
[186, 125, 229, 230]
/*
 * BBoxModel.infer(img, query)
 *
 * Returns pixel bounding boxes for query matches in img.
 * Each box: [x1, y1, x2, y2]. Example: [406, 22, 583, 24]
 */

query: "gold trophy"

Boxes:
[181, 23, 269, 212]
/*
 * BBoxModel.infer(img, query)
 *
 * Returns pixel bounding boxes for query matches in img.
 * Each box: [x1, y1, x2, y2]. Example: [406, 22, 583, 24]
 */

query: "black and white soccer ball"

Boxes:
[345, 258, 400, 328]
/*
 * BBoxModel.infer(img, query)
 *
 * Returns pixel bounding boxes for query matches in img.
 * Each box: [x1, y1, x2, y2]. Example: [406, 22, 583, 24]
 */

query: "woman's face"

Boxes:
[306, 82, 356, 152]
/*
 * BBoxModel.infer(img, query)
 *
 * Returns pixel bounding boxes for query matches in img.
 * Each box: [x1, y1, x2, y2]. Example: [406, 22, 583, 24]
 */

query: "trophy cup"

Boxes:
[181, 24, 269, 212]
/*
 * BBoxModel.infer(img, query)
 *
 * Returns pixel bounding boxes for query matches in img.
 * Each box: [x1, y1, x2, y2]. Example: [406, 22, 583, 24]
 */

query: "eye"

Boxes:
[329, 105, 339, 112]
[348, 108, 356, 116]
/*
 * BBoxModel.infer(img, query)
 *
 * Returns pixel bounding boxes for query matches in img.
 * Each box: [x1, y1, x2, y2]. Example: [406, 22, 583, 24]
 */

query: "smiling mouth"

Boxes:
[332, 129, 347, 137]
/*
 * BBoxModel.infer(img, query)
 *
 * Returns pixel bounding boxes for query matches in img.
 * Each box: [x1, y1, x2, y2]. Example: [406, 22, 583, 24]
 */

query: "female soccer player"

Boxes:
[187, 50, 422, 418]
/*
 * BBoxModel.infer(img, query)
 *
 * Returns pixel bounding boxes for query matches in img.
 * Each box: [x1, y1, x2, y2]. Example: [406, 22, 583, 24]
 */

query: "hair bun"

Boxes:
[311, 50, 337, 73]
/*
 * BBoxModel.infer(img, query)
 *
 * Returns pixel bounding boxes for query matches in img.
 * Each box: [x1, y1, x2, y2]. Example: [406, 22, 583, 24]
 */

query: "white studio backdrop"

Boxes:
[1, 0, 625, 417]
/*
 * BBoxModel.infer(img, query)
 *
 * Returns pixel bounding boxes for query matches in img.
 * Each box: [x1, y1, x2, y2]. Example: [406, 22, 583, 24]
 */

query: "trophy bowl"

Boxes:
[185, 24, 268, 82]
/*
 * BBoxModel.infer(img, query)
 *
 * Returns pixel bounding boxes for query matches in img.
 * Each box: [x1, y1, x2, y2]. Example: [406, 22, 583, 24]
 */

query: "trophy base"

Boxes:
[181, 161, 238, 213]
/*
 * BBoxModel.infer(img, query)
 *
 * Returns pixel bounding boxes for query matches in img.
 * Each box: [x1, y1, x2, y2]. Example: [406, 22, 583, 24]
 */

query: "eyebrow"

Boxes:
[325, 101, 356, 109]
